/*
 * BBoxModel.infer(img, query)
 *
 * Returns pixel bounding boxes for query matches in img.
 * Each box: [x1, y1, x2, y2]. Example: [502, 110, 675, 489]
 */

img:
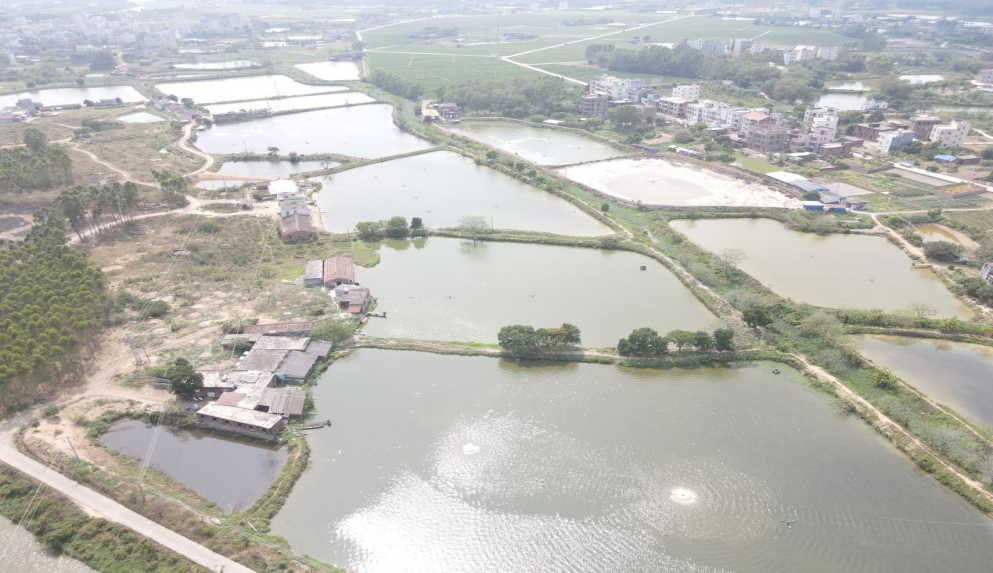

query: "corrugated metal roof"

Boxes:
[241, 321, 320, 335]
[324, 255, 354, 284]
[305, 260, 324, 281]
[196, 404, 284, 429]
[253, 335, 311, 351]
[259, 388, 306, 417]
[305, 340, 332, 359]
[238, 348, 289, 372]
[275, 350, 319, 380]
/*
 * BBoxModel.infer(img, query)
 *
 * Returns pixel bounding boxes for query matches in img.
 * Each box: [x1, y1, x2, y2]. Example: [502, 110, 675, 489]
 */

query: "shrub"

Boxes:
[43, 405, 59, 417]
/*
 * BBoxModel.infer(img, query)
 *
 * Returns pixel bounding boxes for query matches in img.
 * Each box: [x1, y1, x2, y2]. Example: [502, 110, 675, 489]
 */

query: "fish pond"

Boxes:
[100, 419, 287, 512]
[669, 218, 970, 317]
[204, 92, 375, 115]
[193, 105, 433, 159]
[852, 335, 993, 426]
[271, 350, 993, 573]
[0, 85, 145, 108]
[215, 159, 333, 179]
[313, 150, 612, 236]
[446, 122, 627, 166]
[172, 60, 260, 70]
[560, 158, 796, 208]
[154, 74, 342, 104]
[357, 237, 714, 346]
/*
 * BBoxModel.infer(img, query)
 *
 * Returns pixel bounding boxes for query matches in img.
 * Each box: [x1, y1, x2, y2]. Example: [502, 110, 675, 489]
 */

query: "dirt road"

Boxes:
[0, 440, 253, 573]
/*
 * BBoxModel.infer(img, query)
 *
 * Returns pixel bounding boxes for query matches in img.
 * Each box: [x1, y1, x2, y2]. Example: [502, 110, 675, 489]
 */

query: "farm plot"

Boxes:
[368, 51, 540, 94]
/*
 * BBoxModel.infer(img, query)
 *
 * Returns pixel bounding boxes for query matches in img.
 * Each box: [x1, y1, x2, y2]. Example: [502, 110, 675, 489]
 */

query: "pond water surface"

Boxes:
[670, 218, 969, 317]
[205, 92, 375, 115]
[100, 419, 287, 512]
[560, 158, 796, 208]
[913, 223, 980, 248]
[815, 92, 867, 111]
[446, 122, 627, 165]
[0, 516, 95, 573]
[155, 74, 341, 104]
[899, 74, 944, 84]
[853, 335, 993, 426]
[271, 350, 993, 573]
[0, 85, 145, 107]
[358, 237, 714, 346]
[314, 150, 611, 235]
[294, 61, 361, 81]
[173, 60, 260, 70]
[193, 105, 432, 159]
[216, 159, 333, 179]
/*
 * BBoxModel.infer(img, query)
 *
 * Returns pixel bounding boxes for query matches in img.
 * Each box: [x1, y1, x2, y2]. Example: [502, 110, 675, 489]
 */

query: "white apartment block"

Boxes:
[793, 126, 837, 150]
[816, 46, 839, 60]
[589, 74, 643, 101]
[784, 45, 839, 65]
[672, 84, 700, 101]
[930, 120, 970, 148]
[685, 99, 731, 125]
[803, 107, 839, 130]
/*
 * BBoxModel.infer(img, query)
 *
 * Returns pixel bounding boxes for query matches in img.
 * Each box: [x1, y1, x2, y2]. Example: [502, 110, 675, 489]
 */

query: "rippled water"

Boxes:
[0, 516, 94, 572]
[100, 420, 287, 512]
[193, 105, 432, 158]
[852, 335, 993, 426]
[357, 238, 715, 346]
[446, 122, 627, 165]
[313, 150, 612, 235]
[271, 350, 993, 573]
[670, 218, 970, 317]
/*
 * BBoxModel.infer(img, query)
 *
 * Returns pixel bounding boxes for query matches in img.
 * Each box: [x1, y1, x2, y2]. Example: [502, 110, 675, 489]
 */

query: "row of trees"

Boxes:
[584, 43, 819, 104]
[371, 71, 422, 100]
[33, 182, 143, 241]
[355, 216, 426, 241]
[0, 128, 73, 192]
[616, 327, 734, 357]
[437, 76, 577, 119]
[497, 323, 581, 355]
[0, 225, 107, 395]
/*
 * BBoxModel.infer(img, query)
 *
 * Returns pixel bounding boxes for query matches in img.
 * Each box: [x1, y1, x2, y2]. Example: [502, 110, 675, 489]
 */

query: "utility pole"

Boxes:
[65, 436, 81, 463]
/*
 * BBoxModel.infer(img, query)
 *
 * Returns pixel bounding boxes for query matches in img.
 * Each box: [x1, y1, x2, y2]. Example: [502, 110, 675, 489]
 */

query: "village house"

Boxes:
[196, 404, 286, 439]
[280, 214, 316, 242]
[853, 120, 910, 142]
[579, 92, 609, 117]
[304, 260, 324, 287]
[323, 254, 355, 288]
[931, 120, 970, 148]
[432, 102, 461, 122]
[334, 284, 371, 317]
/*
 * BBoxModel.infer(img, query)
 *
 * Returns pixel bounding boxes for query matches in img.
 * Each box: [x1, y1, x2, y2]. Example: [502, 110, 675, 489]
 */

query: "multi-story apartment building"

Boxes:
[657, 96, 691, 119]
[878, 129, 916, 153]
[579, 92, 609, 117]
[910, 115, 941, 139]
[793, 126, 837, 150]
[589, 74, 643, 101]
[803, 107, 839, 130]
[746, 125, 790, 152]
[931, 120, 970, 148]
[671, 84, 700, 101]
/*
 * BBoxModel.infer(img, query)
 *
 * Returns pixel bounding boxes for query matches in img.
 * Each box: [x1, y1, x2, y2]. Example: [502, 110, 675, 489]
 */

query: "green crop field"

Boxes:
[368, 51, 540, 94]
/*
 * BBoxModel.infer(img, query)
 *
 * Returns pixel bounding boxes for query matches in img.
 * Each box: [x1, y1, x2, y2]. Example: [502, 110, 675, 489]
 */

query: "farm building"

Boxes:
[196, 404, 286, 440]
[280, 214, 317, 242]
[323, 255, 355, 288]
[304, 260, 324, 287]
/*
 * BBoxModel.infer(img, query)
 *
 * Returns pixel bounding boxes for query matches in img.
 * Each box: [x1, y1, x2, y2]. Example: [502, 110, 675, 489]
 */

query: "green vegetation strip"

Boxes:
[0, 462, 197, 572]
